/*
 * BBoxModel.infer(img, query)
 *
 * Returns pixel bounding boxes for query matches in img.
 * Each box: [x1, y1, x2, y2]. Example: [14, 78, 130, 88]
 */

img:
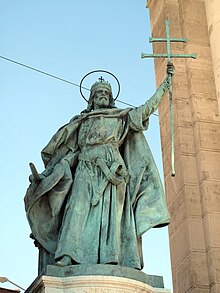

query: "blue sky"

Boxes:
[0, 1, 172, 291]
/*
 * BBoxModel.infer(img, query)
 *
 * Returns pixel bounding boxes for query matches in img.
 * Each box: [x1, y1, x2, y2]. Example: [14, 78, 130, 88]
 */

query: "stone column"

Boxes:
[147, 0, 220, 292]
[205, 0, 220, 113]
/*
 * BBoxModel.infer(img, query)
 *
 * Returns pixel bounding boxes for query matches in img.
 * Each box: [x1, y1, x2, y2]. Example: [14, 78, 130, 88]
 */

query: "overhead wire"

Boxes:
[0, 55, 89, 90]
[0, 54, 158, 116]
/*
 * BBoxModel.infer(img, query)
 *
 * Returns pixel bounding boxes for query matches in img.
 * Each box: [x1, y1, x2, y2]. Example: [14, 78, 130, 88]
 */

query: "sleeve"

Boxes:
[128, 77, 170, 131]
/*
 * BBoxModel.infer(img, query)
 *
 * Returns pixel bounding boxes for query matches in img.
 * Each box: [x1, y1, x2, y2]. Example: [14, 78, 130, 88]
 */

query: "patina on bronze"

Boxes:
[24, 66, 173, 275]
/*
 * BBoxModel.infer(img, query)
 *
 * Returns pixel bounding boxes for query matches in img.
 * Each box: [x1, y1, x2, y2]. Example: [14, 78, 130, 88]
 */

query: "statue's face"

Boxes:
[93, 87, 111, 109]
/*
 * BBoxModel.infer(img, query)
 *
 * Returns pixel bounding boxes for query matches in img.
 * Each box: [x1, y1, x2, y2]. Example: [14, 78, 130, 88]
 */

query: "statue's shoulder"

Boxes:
[69, 114, 82, 123]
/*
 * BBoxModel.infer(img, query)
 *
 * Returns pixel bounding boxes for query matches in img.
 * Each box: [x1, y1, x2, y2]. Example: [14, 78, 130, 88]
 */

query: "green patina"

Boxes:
[24, 70, 173, 275]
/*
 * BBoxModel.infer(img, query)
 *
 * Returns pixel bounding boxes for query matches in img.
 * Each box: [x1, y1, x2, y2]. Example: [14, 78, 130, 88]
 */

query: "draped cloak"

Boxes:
[24, 106, 170, 270]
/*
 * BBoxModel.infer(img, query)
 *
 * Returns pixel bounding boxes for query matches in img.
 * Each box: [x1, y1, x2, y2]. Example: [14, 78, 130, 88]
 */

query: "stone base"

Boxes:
[26, 275, 171, 293]
[25, 265, 171, 293]
[45, 264, 164, 288]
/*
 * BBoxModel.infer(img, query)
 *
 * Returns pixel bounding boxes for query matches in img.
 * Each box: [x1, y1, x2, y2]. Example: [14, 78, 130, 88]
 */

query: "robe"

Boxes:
[24, 104, 170, 271]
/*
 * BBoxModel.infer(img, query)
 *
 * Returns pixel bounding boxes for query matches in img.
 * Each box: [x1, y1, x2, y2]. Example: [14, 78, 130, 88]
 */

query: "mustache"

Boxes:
[97, 96, 108, 100]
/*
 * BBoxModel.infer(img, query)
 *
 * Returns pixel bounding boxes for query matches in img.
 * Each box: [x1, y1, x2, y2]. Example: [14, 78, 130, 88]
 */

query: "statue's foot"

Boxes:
[55, 255, 72, 267]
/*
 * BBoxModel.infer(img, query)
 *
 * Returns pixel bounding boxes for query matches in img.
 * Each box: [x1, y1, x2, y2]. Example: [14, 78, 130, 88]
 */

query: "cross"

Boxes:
[99, 76, 105, 82]
[141, 19, 196, 177]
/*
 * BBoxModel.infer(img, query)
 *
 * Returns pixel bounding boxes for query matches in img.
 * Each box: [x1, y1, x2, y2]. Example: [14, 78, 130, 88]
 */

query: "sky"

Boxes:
[0, 1, 172, 291]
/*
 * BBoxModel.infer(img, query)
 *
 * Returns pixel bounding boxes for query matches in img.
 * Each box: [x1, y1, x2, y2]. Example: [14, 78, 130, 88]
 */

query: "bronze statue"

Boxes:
[24, 65, 174, 274]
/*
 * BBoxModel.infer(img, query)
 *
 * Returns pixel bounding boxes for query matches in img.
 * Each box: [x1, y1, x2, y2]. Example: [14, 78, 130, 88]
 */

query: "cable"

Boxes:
[0, 54, 158, 116]
[0, 55, 90, 91]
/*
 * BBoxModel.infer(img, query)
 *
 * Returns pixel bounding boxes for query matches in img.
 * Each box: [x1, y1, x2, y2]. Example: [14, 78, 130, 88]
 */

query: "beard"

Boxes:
[94, 97, 110, 108]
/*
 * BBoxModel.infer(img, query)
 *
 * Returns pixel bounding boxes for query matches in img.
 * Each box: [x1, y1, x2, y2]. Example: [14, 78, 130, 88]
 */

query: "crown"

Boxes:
[90, 77, 112, 93]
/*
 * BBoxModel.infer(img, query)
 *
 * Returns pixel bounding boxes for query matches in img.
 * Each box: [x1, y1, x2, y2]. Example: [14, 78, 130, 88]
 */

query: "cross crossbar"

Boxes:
[149, 37, 187, 43]
[141, 53, 197, 59]
[141, 19, 197, 62]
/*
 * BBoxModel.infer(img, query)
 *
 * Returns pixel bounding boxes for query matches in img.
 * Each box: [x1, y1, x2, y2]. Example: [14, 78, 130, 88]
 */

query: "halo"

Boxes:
[79, 69, 120, 102]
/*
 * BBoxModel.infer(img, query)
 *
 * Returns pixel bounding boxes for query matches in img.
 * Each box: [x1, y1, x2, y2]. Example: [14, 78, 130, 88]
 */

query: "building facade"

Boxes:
[147, 0, 220, 292]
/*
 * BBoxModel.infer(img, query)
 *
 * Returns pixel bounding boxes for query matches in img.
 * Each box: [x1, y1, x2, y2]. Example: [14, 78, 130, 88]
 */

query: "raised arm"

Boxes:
[128, 64, 175, 131]
[146, 63, 175, 116]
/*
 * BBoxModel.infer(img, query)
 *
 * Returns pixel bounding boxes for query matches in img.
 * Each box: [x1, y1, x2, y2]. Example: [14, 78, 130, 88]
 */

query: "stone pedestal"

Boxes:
[26, 275, 170, 293]
[25, 265, 171, 293]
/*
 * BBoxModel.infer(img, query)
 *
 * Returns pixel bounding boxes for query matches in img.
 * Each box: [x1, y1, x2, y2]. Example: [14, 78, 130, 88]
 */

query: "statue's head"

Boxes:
[86, 78, 115, 111]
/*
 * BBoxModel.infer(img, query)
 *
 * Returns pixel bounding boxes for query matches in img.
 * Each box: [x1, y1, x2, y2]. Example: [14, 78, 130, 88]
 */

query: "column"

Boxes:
[147, 0, 220, 292]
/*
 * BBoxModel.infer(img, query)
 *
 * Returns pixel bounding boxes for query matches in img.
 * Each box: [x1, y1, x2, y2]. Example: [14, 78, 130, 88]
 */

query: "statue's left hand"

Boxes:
[167, 63, 175, 76]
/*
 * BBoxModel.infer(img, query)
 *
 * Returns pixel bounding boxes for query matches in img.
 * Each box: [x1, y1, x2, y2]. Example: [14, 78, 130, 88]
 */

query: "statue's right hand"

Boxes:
[41, 166, 53, 177]
[106, 172, 123, 185]
[29, 174, 35, 183]
[29, 173, 44, 183]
